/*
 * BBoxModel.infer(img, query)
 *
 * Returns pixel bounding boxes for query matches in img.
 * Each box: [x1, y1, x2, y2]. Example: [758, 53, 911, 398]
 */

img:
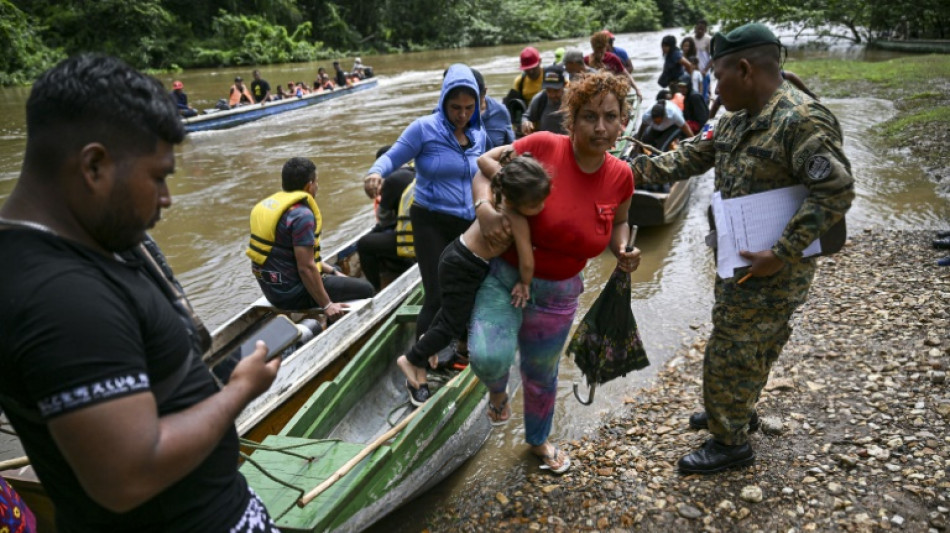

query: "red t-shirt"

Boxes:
[584, 52, 626, 75]
[503, 132, 634, 280]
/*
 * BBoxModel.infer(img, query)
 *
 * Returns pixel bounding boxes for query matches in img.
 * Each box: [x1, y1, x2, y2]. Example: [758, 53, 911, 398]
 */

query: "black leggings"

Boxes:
[409, 204, 472, 337]
[356, 229, 414, 292]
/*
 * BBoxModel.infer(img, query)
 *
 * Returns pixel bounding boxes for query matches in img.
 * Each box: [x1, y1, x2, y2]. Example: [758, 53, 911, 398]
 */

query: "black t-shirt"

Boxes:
[335, 68, 347, 87]
[377, 166, 415, 230]
[0, 229, 248, 532]
[250, 79, 271, 102]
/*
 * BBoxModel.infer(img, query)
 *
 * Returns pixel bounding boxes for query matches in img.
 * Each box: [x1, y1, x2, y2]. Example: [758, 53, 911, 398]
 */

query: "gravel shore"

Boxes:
[428, 228, 950, 532]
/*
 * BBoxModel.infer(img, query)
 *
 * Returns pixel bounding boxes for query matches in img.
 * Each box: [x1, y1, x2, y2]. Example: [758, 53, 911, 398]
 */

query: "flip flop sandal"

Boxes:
[487, 393, 510, 426]
[537, 445, 571, 475]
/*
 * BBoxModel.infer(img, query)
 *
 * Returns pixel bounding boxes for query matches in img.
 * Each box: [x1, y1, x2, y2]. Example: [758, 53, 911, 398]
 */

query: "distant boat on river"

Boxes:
[183, 78, 379, 133]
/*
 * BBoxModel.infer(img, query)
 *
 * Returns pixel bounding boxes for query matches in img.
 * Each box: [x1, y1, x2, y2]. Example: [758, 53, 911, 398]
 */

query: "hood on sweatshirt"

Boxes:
[438, 64, 481, 132]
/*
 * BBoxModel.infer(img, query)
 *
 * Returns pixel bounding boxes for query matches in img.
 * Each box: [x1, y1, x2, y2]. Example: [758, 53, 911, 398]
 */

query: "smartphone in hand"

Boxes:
[239, 315, 301, 362]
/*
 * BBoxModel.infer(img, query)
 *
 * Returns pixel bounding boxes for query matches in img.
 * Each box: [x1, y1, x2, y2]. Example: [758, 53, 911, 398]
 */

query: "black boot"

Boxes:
[688, 410, 760, 432]
[933, 237, 950, 250]
[936, 230, 950, 239]
[678, 438, 755, 474]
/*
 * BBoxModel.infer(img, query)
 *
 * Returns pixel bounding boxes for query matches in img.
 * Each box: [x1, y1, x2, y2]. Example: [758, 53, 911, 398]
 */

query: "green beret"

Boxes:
[711, 23, 781, 60]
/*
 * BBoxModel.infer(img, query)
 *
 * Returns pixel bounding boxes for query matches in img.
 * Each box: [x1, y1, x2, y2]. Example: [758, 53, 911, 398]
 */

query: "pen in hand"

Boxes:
[737, 272, 752, 284]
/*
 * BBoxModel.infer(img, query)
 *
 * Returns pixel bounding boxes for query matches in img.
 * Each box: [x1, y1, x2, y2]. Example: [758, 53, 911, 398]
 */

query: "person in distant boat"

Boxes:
[274, 85, 287, 100]
[248, 157, 374, 319]
[636, 98, 694, 150]
[170, 80, 197, 117]
[658, 34, 693, 89]
[586, 31, 642, 99]
[228, 76, 255, 108]
[521, 65, 568, 135]
[674, 78, 709, 134]
[250, 69, 271, 103]
[357, 145, 416, 293]
[396, 154, 551, 406]
[0, 54, 282, 532]
[607, 31, 633, 72]
[502, 47, 544, 131]
[315, 67, 334, 91]
[562, 48, 595, 79]
[471, 68, 515, 150]
[332, 61, 351, 88]
[352, 57, 365, 79]
[694, 19, 713, 103]
[294, 82, 311, 96]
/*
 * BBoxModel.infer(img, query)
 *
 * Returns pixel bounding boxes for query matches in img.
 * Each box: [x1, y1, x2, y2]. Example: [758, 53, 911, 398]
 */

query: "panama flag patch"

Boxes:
[700, 123, 715, 140]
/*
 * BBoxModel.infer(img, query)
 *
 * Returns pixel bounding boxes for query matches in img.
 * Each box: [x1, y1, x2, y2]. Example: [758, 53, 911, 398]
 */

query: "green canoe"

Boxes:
[239, 287, 508, 532]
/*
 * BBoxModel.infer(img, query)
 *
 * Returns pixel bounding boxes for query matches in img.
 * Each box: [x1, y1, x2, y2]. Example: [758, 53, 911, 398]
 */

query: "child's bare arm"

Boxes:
[508, 211, 534, 285]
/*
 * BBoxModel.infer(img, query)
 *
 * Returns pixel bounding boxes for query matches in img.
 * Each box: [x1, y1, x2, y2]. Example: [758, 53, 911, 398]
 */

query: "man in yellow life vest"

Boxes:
[248, 157, 373, 318]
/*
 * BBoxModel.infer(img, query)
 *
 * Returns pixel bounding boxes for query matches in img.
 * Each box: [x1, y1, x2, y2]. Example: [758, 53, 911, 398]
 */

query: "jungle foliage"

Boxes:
[2, 0, 947, 86]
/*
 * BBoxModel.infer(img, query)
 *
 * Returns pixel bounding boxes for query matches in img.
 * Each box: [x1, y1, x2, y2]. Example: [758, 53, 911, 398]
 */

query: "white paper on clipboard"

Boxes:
[711, 185, 822, 279]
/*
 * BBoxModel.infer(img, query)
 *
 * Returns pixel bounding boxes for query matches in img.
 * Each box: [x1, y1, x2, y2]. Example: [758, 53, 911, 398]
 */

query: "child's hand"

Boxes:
[510, 282, 530, 308]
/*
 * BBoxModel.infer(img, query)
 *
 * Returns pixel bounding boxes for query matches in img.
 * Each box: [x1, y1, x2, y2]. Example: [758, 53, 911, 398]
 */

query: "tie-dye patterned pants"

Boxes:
[468, 259, 583, 446]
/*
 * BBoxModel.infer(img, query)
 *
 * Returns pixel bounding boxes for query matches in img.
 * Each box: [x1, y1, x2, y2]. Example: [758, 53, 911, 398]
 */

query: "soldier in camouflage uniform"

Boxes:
[631, 23, 854, 474]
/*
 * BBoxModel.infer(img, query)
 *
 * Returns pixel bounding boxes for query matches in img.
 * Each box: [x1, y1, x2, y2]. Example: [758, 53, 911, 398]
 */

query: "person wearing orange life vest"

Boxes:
[248, 157, 373, 318]
[228, 76, 254, 108]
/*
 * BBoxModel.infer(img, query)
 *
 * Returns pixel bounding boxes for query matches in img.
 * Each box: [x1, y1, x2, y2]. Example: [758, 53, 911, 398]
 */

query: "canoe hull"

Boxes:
[183, 79, 378, 133]
[240, 289, 516, 532]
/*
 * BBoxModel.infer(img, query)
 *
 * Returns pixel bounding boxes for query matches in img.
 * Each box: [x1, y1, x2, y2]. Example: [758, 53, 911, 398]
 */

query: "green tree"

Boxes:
[0, 0, 62, 85]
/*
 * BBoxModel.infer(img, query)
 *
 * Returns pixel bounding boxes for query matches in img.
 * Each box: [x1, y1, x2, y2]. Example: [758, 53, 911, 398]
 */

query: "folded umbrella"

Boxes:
[569, 226, 649, 405]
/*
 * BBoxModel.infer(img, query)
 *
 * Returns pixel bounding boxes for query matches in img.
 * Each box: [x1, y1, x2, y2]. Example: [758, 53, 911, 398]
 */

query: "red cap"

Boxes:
[519, 47, 541, 70]
[606, 31, 615, 39]
[172, 80, 183, 90]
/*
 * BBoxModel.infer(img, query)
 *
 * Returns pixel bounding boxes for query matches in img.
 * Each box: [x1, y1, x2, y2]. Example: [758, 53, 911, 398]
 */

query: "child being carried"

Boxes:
[397, 154, 552, 405]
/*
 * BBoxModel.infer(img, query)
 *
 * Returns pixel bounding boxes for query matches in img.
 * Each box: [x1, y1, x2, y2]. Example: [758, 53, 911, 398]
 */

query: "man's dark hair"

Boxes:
[661, 35, 677, 49]
[651, 102, 667, 119]
[24, 54, 184, 173]
[282, 157, 316, 191]
[470, 68, 487, 97]
[375, 145, 391, 160]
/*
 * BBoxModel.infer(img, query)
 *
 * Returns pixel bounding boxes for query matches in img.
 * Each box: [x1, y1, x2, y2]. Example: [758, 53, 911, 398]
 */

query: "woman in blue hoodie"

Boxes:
[364, 64, 486, 350]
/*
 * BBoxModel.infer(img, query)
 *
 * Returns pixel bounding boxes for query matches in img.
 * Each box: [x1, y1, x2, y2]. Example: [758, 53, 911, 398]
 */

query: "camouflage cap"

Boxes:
[711, 23, 781, 60]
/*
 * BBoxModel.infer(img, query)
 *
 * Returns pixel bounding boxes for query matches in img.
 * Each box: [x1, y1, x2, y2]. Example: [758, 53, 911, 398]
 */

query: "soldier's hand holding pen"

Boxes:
[737, 250, 784, 283]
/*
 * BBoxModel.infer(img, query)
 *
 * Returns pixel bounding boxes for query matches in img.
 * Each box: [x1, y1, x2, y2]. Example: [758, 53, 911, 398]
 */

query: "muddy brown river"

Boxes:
[1, 28, 947, 530]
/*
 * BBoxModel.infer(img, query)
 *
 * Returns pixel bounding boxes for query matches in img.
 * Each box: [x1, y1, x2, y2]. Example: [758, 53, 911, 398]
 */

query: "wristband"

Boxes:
[474, 199, 489, 211]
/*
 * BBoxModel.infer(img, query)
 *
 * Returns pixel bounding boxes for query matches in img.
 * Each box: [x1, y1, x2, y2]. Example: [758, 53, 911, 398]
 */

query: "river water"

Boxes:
[1, 28, 947, 528]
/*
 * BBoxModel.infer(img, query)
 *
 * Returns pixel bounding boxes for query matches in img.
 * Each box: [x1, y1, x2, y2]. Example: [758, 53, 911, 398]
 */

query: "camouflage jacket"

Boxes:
[632, 81, 854, 263]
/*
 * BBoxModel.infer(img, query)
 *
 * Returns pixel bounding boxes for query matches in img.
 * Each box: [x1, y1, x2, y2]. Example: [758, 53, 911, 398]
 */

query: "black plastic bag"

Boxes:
[567, 262, 649, 405]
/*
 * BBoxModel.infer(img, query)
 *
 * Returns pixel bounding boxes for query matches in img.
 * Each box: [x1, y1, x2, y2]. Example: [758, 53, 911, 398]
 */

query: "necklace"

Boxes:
[0, 216, 58, 235]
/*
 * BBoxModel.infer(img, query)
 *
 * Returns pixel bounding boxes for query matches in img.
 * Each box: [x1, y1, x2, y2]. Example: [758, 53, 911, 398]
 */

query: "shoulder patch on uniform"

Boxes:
[805, 155, 833, 181]
[700, 123, 714, 140]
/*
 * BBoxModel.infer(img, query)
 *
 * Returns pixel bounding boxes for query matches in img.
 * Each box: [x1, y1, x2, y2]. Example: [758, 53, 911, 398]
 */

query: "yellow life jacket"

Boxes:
[247, 191, 322, 266]
[395, 180, 415, 259]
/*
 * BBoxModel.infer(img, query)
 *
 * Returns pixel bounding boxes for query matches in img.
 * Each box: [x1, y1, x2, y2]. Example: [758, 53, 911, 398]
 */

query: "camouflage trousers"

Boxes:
[704, 261, 815, 445]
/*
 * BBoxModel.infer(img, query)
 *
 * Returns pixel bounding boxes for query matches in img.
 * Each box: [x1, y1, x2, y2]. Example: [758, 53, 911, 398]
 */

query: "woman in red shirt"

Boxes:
[469, 71, 641, 473]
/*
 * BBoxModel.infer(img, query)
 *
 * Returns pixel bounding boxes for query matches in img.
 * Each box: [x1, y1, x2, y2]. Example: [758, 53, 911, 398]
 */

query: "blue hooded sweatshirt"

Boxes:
[368, 64, 485, 221]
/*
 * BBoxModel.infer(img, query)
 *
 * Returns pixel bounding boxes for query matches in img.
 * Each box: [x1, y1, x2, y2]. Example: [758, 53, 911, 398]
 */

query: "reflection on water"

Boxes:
[0, 26, 947, 527]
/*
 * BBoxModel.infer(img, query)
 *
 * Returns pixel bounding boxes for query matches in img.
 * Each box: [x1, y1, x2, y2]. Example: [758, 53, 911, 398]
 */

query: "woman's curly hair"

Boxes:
[560, 70, 630, 132]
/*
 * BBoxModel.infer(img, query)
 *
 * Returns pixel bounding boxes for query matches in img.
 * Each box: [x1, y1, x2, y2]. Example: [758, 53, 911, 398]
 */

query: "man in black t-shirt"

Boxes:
[0, 55, 282, 532]
[250, 69, 271, 103]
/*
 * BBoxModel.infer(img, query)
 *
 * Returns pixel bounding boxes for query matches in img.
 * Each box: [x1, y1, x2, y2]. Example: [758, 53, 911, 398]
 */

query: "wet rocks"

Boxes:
[426, 230, 950, 532]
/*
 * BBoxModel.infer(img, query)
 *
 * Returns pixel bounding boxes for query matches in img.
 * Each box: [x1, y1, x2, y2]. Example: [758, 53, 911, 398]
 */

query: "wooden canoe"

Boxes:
[183, 78, 378, 133]
[239, 287, 518, 532]
[1, 229, 421, 531]
[613, 99, 693, 228]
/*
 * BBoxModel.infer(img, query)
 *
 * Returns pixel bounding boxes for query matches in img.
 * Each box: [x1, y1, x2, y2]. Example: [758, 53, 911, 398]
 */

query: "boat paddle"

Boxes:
[296, 369, 469, 507]
[0, 455, 30, 471]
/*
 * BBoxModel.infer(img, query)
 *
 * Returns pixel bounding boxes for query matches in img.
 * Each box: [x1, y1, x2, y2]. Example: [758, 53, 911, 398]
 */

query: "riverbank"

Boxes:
[427, 228, 950, 531]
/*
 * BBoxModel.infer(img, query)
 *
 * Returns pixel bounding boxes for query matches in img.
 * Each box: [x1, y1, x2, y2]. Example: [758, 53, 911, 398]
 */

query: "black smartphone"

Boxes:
[239, 315, 301, 362]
